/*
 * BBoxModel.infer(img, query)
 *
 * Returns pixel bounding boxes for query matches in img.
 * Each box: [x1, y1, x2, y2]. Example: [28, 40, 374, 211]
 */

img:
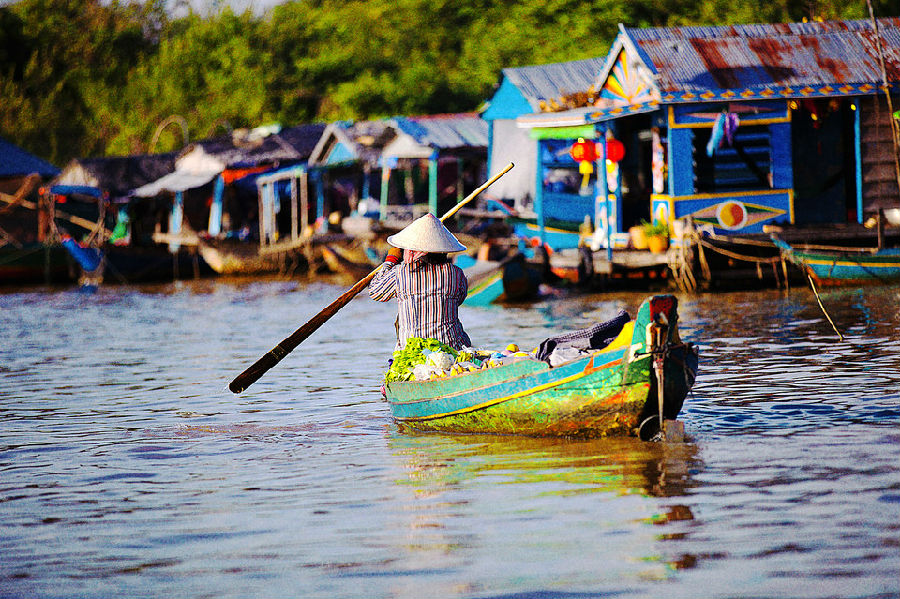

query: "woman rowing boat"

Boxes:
[369, 213, 471, 350]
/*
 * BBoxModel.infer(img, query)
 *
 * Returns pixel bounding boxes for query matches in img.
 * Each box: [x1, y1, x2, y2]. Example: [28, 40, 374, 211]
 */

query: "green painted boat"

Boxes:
[385, 295, 698, 440]
[771, 236, 900, 286]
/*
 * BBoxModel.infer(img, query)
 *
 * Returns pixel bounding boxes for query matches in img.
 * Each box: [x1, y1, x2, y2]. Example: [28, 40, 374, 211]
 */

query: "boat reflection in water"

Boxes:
[386, 432, 703, 590]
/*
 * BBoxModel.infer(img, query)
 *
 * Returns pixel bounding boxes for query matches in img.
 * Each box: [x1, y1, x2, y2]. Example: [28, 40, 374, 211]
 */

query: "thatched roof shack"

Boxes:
[53, 153, 177, 200]
[131, 124, 326, 240]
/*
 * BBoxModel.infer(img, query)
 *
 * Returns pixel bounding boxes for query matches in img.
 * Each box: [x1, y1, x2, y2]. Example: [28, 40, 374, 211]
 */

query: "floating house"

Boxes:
[380, 114, 487, 225]
[51, 153, 177, 242]
[0, 137, 62, 283]
[481, 57, 606, 216]
[513, 18, 900, 253]
[306, 114, 487, 230]
[1, 136, 61, 241]
[306, 119, 397, 229]
[133, 124, 325, 238]
[132, 123, 326, 274]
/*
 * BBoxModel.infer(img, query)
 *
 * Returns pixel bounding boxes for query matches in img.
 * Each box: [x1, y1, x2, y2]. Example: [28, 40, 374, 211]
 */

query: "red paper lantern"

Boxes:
[569, 138, 598, 163]
[606, 139, 625, 163]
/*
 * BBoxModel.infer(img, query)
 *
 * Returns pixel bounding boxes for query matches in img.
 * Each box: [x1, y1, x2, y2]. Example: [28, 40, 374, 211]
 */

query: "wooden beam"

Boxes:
[0, 174, 40, 216]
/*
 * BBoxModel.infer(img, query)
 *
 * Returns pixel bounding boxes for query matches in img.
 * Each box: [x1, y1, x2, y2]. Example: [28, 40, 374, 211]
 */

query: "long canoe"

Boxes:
[384, 294, 698, 440]
[771, 237, 900, 286]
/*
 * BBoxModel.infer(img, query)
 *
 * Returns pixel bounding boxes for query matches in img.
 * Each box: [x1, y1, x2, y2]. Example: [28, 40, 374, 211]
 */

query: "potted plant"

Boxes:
[641, 220, 669, 253]
[629, 224, 648, 249]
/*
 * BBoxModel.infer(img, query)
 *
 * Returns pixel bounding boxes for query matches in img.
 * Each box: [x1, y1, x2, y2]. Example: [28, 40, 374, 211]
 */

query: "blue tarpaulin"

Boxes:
[61, 237, 103, 272]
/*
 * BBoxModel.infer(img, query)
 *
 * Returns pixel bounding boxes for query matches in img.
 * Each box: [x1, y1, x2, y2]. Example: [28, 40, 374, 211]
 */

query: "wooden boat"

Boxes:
[0, 243, 74, 285]
[196, 238, 283, 276]
[384, 294, 698, 440]
[770, 236, 900, 286]
[320, 243, 378, 279]
[456, 253, 541, 306]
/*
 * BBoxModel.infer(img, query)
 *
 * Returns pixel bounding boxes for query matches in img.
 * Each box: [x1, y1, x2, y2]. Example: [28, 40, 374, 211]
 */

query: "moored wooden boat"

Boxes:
[384, 294, 698, 440]
[456, 253, 541, 306]
[771, 236, 900, 286]
[320, 243, 378, 279]
[0, 243, 74, 285]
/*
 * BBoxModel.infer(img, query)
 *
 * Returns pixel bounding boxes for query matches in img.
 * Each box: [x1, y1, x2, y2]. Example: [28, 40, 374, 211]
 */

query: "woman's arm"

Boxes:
[369, 255, 400, 301]
[452, 264, 468, 303]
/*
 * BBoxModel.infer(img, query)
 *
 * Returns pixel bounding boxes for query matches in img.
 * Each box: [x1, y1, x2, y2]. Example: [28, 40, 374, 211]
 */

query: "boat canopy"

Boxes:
[130, 169, 220, 197]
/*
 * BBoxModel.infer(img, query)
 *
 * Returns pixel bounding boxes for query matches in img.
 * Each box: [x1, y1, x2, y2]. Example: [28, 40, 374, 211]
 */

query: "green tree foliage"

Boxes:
[0, 0, 895, 165]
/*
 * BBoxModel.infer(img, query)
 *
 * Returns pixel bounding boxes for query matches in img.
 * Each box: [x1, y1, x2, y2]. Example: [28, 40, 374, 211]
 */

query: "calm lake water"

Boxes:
[1, 278, 898, 598]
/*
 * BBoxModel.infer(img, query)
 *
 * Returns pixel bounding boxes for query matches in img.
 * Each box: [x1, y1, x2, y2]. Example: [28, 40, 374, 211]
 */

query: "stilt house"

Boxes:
[514, 18, 900, 249]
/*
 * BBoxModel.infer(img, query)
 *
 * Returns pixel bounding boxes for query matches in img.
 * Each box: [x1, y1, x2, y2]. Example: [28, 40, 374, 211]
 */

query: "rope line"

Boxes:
[697, 237, 781, 264]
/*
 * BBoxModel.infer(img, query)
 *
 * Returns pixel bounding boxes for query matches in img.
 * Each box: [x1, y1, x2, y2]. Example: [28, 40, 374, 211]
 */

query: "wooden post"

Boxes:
[300, 170, 309, 236]
[314, 170, 326, 233]
[456, 157, 464, 203]
[853, 100, 864, 224]
[208, 174, 224, 236]
[535, 139, 545, 246]
[290, 174, 299, 242]
[877, 208, 884, 250]
[170, 191, 183, 253]
[428, 153, 438, 216]
[380, 164, 391, 221]
[258, 186, 267, 246]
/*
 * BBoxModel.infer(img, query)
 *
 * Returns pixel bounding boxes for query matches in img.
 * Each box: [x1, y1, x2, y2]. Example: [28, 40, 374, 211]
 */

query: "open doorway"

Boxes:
[791, 99, 856, 224]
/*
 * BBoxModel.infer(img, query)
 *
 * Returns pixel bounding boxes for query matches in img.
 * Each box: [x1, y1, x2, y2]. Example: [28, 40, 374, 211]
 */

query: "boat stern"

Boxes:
[630, 295, 699, 440]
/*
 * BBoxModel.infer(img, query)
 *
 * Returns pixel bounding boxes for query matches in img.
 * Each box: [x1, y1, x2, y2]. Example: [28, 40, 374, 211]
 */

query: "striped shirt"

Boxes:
[369, 257, 471, 350]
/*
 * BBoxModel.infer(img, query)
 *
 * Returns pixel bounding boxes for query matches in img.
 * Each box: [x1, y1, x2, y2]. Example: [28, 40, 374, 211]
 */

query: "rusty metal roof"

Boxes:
[623, 18, 899, 96]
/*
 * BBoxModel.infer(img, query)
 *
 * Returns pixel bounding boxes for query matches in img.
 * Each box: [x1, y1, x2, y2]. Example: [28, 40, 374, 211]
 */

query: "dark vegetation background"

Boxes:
[0, 0, 894, 165]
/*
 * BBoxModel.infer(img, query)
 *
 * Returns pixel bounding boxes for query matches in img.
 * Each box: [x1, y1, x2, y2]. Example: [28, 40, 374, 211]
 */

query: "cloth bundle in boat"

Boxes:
[535, 310, 631, 362]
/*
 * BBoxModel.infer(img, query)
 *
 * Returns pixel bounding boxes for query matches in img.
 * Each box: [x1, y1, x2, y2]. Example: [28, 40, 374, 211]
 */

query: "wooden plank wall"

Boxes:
[860, 94, 900, 209]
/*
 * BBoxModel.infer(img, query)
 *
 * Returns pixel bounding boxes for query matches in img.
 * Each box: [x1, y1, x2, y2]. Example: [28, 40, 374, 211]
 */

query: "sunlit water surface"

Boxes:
[2, 279, 898, 598]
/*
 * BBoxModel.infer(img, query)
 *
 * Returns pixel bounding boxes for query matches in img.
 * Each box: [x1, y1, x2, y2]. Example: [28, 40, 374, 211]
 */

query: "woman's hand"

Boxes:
[385, 246, 403, 263]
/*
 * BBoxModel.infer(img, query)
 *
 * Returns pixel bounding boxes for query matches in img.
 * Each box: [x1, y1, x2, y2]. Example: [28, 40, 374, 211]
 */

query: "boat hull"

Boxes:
[458, 254, 541, 306]
[385, 295, 698, 438]
[801, 250, 900, 285]
[0, 244, 74, 285]
[772, 238, 900, 286]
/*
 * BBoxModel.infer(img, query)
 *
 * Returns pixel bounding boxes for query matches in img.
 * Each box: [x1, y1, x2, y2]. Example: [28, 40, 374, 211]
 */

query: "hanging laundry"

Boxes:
[706, 112, 726, 157]
[723, 113, 739, 146]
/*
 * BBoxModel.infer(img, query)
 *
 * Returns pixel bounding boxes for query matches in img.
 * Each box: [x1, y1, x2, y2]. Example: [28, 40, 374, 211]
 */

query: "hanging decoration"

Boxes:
[606, 138, 625, 163]
[651, 128, 666, 195]
[569, 137, 598, 191]
[707, 112, 740, 156]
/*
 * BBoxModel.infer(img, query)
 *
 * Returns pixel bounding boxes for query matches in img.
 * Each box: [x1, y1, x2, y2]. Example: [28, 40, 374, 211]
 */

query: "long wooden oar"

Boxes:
[229, 162, 515, 394]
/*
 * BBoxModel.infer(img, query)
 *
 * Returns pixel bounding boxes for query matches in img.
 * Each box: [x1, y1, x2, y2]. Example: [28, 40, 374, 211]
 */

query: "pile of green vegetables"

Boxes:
[384, 338, 458, 382]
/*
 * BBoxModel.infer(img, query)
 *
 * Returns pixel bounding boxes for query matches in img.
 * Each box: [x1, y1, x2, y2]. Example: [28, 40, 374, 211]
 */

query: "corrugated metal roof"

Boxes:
[395, 113, 488, 149]
[0, 137, 59, 178]
[190, 123, 327, 168]
[53, 153, 177, 197]
[623, 18, 900, 95]
[307, 120, 397, 167]
[503, 57, 607, 110]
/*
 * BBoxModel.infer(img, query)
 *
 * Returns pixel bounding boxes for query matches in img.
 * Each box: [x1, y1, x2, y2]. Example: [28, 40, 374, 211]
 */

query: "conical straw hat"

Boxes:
[387, 213, 466, 253]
